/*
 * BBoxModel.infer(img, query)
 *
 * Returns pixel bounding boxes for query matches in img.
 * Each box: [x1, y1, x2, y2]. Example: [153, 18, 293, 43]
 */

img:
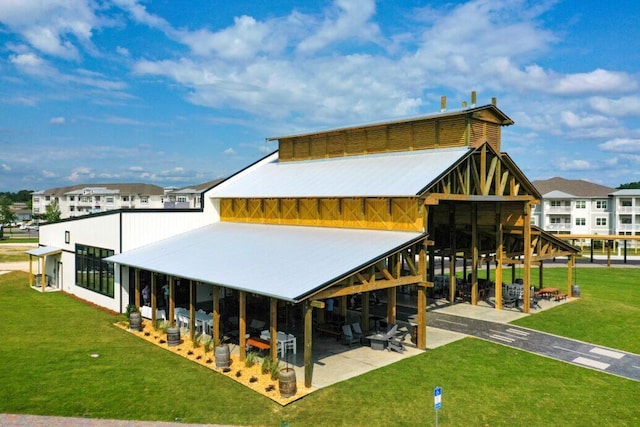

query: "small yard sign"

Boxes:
[434, 386, 442, 409]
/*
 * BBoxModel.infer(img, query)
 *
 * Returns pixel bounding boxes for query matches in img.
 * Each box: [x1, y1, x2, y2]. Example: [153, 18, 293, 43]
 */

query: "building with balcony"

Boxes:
[611, 189, 640, 244]
[532, 177, 614, 236]
[32, 183, 167, 219]
[163, 179, 224, 209]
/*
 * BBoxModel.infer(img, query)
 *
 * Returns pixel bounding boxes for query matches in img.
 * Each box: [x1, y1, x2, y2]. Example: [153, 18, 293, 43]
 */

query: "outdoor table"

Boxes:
[536, 287, 559, 299]
[366, 333, 387, 351]
[247, 337, 270, 352]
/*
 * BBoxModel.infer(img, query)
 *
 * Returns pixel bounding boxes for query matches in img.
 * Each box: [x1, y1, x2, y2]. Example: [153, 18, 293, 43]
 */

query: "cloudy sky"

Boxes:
[1, 0, 639, 192]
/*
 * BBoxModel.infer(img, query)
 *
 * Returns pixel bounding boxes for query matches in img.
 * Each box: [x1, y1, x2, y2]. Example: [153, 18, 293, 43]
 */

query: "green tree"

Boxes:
[0, 196, 17, 234]
[44, 200, 62, 223]
[617, 182, 640, 189]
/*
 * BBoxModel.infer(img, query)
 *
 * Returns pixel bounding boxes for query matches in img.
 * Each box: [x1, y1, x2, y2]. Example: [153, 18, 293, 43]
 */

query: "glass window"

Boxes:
[34, 197, 40, 202]
[596, 217, 607, 226]
[75, 244, 115, 297]
[575, 218, 585, 226]
[177, 196, 187, 202]
[69, 196, 75, 201]
[550, 201, 562, 207]
[106, 197, 114, 203]
[575, 200, 586, 209]
[140, 196, 149, 204]
[596, 200, 608, 209]
[621, 199, 632, 207]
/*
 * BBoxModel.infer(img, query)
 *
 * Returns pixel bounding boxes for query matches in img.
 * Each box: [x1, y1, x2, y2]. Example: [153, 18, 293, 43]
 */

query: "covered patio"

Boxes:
[107, 221, 432, 389]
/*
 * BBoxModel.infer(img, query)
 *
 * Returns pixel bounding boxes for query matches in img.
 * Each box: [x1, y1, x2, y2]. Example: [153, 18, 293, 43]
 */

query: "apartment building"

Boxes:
[611, 189, 640, 240]
[532, 177, 614, 235]
[32, 183, 166, 219]
[163, 179, 223, 209]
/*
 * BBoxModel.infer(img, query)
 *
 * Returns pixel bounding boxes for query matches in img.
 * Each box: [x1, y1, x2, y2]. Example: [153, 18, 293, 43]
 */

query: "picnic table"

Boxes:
[535, 287, 559, 299]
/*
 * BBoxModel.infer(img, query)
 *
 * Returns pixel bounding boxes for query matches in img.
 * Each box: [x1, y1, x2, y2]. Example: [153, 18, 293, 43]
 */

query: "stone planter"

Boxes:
[215, 344, 230, 369]
[279, 367, 297, 398]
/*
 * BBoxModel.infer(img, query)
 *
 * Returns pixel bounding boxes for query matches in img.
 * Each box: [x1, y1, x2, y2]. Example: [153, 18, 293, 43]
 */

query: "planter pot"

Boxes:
[129, 311, 142, 332]
[279, 367, 297, 398]
[167, 327, 180, 347]
[215, 344, 230, 369]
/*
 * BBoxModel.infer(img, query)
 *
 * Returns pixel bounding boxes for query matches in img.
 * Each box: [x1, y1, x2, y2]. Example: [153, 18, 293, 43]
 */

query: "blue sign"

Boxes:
[434, 386, 442, 410]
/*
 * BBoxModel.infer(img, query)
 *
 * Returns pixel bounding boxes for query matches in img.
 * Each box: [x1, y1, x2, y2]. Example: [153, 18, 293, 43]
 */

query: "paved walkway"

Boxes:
[428, 310, 640, 382]
[0, 414, 233, 427]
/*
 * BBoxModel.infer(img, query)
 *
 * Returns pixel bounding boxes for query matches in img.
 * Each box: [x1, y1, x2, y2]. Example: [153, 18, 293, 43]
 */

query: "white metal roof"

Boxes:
[106, 222, 425, 301]
[26, 246, 62, 257]
[209, 147, 471, 198]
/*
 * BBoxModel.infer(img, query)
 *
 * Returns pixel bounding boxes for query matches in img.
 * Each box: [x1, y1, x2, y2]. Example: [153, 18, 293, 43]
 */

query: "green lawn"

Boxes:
[0, 269, 638, 426]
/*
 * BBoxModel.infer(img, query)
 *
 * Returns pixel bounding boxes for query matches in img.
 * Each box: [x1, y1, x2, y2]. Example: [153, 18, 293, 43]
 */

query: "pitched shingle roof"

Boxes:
[532, 177, 614, 198]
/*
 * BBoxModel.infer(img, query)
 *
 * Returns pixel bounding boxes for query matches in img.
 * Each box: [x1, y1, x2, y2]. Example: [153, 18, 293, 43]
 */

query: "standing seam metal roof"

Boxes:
[105, 222, 425, 301]
[208, 147, 471, 198]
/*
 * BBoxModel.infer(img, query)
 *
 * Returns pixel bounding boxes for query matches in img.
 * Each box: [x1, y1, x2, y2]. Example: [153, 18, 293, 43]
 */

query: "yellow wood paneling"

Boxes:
[345, 130, 366, 155]
[438, 117, 466, 147]
[413, 121, 437, 149]
[293, 138, 310, 160]
[365, 127, 387, 152]
[388, 123, 413, 151]
[279, 140, 294, 161]
[310, 136, 327, 158]
[327, 134, 346, 157]
[220, 197, 422, 231]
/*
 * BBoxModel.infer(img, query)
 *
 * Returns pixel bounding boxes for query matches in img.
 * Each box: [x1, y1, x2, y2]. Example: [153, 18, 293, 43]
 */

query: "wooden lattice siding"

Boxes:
[469, 119, 501, 151]
[220, 197, 422, 231]
[277, 116, 499, 161]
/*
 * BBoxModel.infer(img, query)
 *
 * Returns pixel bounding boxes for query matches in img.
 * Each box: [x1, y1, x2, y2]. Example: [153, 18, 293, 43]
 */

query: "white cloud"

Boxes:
[67, 166, 94, 182]
[551, 69, 636, 95]
[224, 147, 236, 155]
[589, 96, 640, 117]
[49, 117, 65, 125]
[297, 0, 381, 53]
[42, 170, 57, 178]
[1, 164, 11, 172]
[599, 138, 640, 153]
[116, 46, 130, 57]
[0, 0, 100, 59]
[556, 159, 592, 171]
[560, 111, 613, 128]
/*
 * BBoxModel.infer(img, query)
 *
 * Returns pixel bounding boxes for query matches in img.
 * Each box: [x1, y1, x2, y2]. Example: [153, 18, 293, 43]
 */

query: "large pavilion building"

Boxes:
[32, 98, 579, 387]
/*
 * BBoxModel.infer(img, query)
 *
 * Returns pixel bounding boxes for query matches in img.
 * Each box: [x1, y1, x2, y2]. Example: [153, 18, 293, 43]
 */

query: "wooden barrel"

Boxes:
[129, 311, 142, 331]
[215, 344, 230, 369]
[167, 327, 180, 347]
[279, 368, 297, 398]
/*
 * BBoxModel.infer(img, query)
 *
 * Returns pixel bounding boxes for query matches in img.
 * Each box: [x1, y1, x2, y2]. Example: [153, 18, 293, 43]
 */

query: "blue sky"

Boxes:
[1, 0, 639, 192]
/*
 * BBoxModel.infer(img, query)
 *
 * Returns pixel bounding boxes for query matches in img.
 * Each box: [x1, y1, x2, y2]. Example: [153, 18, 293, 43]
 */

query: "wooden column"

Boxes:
[339, 296, 347, 320]
[471, 204, 478, 305]
[134, 268, 141, 308]
[29, 255, 33, 286]
[539, 261, 544, 290]
[189, 280, 196, 341]
[212, 285, 220, 345]
[449, 203, 457, 303]
[362, 293, 370, 330]
[270, 298, 278, 362]
[387, 287, 397, 325]
[304, 302, 313, 387]
[495, 209, 503, 310]
[151, 273, 157, 325]
[568, 255, 574, 296]
[607, 240, 612, 267]
[169, 276, 175, 327]
[417, 244, 427, 350]
[239, 291, 247, 361]
[41, 256, 46, 292]
[523, 204, 532, 314]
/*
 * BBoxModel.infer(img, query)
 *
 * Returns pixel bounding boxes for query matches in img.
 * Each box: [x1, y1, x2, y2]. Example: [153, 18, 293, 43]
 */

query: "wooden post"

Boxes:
[212, 285, 220, 345]
[270, 298, 278, 362]
[189, 280, 196, 341]
[539, 261, 544, 290]
[567, 255, 574, 296]
[449, 203, 457, 303]
[362, 293, 370, 330]
[523, 204, 532, 314]
[495, 209, 503, 310]
[304, 301, 313, 387]
[239, 291, 246, 361]
[339, 296, 347, 320]
[417, 244, 427, 350]
[41, 256, 46, 292]
[134, 268, 140, 308]
[387, 287, 397, 325]
[29, 255, 33, 286]
[169, 276, 175, 328]
[471, 204, 478, 305]
[151, 273, 157, 325]
[607, 240, 612, 267]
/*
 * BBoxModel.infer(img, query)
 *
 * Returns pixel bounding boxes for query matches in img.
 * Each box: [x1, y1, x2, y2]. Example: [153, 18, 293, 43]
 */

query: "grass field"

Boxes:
[0, 268, 638, 426]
